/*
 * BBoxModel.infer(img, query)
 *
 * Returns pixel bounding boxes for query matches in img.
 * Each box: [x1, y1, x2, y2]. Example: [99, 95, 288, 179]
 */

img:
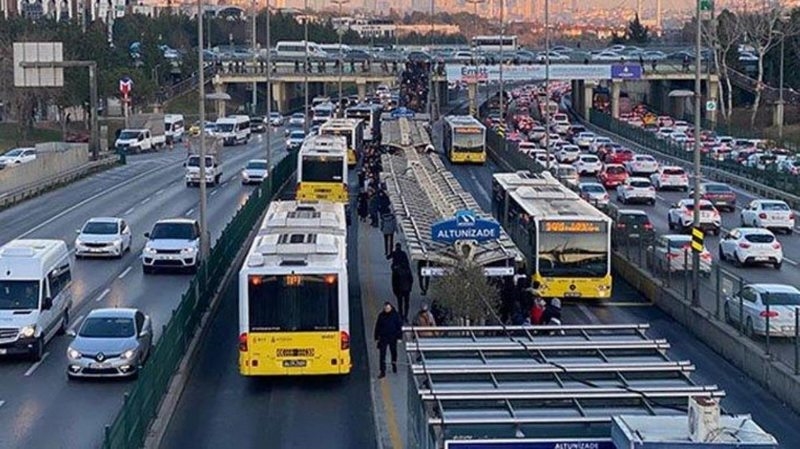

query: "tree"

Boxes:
[429, 263, 501, 325]
[626, 15, 650, 44]
[703, 9, 746, 124]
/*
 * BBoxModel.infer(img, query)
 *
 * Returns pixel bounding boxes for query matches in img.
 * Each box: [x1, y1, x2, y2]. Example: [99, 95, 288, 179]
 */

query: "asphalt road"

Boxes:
[160, 171, 377, 449]
[0, 129, 287, 449]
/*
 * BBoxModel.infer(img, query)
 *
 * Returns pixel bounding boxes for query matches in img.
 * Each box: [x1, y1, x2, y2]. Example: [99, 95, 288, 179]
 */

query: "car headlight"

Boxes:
[241, 171, 249, 180]
[144, 246, 157, 255]
[67, 348, 82, 360]
[181, 246, 197, 254]
[286, 140, 291, 146]
[20, 325, 35, 338]
[75, 239, 84, 247]
[120, 349, 136, 360]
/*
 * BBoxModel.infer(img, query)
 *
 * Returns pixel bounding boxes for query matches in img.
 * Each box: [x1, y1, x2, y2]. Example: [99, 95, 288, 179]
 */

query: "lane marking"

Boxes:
[140, 197, 151, 205]
[154, 188, 165, 196]
[24, 352, 50, 377]
[185, 208, 194, 216]
[68, 314, 85, 333]
[123, 207, 135, 215]
[0, 401, 5, 409]
[577, 304, 602, 324]
[784, 258, 798, 266]
[210, 189, 218, 196]
[118, 266, 132, 279]
[604, 301, 655, 307]
[95, 288, 111, 302]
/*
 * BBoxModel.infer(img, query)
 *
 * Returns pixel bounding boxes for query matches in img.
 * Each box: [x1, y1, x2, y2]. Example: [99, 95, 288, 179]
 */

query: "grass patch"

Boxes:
[0, 123, 63, 153]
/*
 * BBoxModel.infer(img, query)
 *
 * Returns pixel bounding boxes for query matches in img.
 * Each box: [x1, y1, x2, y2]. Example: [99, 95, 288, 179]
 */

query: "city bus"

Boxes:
[345, 104, 381, 142]
[296, 135, 349, 202]
[311, 102, 335, 127]
[238, 200, 350, 376]
[471, 35, 518, 53]
[319, 118, 364, 168]
[491, 171, 613, 299]
[443, 115, 487, 164]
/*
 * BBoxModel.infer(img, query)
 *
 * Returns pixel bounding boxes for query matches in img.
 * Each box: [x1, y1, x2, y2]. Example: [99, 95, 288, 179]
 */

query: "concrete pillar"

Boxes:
[706, 78, 720, 125]
[583, 81, 594, 119]
[611, 80, 622, 119]
[271, 82, 289, 114]
[468, 81, 477, 117]
[356, 79, 367, 102]
[774, 101, 785, 129]
[214, 82, 226, 119]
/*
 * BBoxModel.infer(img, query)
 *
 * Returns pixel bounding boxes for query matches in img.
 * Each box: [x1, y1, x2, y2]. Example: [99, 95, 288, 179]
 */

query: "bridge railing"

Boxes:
[101, 155, 297, 449]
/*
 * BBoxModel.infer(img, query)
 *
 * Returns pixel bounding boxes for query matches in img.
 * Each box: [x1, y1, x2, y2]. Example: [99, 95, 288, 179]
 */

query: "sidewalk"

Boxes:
[359, 217, 426, 449]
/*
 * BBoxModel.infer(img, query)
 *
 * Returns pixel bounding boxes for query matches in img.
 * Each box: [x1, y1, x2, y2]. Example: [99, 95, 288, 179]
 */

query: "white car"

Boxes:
[649, 234, 712, 274]
[528, 126, 547, 142]
[75, 217, 132, 258]
[719, 227, 782, 269]
[589, 136, 613, 153]
[667, 199, 721, 234]
[669, 132, 689, 144]
[556, 145, 581, 163]
[532, 151, 557, 168]
[552, 164, 579, 188]
[142, 218, 201, 274]
[673, 120, 690, 133]
[551, 114, 571, 134]
[268, 112, 285, 127]
[574, 132, 596, 149]
[0, 147, 36, 166]
[616, 177, 656, 205]
[724, 284, 800, 337]
[592, 50, 624, 61]
[578, 182, 609, 209]
[573, 154, 603, 176]
[241, 159, 268, 185]
[655, 127, 675, 140]
[740, 200, 795, 233]
[625, 154, 659, 175]
[650, 166, 689, 191]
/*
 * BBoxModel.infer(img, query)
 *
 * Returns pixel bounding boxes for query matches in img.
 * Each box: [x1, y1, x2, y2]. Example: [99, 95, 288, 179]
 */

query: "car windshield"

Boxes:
[705, 184, 732, 193]
[187, 156, 213, 168]
[0, 280, 40, 310]
[246, 161, 267, 170]
[83, 221, 119, 235]
[582, 185, 605, 193]
[620, 214, 649, 225]
[668, 238, 691, 249]
[217, 123, 234, 132]
[762, 202, 789, 211]
[606, 166, 625, 174]
[630, 180, 651, 188]
[684, 203, 714, 211]
[663, 168, 684, 175]
[150, 223, 195, 240]
[118, 131, 139, 140]
[762, 291, 800, 306]
[581, 156, 598, 162]
[744, 233, 774, 243]
[4, 149, 23, 157]
[79, 317, 135, 338]
[290, 131, 305, 139]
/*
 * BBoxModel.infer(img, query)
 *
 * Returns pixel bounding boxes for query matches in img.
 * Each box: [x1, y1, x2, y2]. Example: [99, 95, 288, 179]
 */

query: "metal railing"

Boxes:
[101, 154, 297, 449]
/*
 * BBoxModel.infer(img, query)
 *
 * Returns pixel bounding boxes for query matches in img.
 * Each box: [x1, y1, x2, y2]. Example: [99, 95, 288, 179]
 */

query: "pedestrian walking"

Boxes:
[357, 191, 369, 223]
[529, 297, 546, 325]
[380, 211, 396, 256]
[387, 243, 410, 272]
[374, 302, 403, 378]
[392, 262, 413, 322]
[368, 189, 380, 227]
[413, 302, 437, 337]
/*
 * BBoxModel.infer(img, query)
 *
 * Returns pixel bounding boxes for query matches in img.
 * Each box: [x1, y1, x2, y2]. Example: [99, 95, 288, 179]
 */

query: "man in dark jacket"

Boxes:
[541, 298, 562, 325]
[386, 243, 410, 272]
[374, 302, 403, 378]
[392, 261, 414, 322]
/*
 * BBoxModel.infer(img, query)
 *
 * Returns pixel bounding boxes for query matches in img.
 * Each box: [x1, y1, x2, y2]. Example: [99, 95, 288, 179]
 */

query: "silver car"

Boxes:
[724, 284, 800, 338]
[241, 159, 268, 185]
[66, 308, 153, 379]
[75, 217, 132, 258]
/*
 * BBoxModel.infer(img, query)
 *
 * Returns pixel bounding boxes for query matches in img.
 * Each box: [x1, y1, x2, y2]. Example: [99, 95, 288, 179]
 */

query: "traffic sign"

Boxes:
[431, 209, 501, 244]
[119, 77, 133, 100]
[445, 439, 614, 449]
[700, 0, 713, 12]
[691, 227, 704, 252]
[705, 100, 717, 111]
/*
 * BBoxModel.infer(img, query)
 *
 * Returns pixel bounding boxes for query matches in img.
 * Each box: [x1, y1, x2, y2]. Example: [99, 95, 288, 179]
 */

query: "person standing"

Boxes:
[368, 189, 380, 227]
[392, 261, 414, 322]
[380, 211, 396, 256]
[357, 191, 369, 223]
[413, 302, 437, 337]
[374, 302, 403, 378]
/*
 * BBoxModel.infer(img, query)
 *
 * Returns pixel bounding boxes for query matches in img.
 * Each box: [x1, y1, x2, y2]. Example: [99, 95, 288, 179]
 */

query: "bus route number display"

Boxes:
[459, 127, 483, 134]
[543, 221, 602, 233]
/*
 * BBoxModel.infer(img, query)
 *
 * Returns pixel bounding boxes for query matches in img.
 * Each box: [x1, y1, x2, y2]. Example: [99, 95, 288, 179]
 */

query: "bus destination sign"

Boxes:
[543, 221, 603, 233]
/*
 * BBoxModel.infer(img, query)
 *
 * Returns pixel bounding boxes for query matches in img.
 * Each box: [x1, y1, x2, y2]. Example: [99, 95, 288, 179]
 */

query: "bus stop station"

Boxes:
[403, 324, 777, 449]
[380, 116, 522, 287]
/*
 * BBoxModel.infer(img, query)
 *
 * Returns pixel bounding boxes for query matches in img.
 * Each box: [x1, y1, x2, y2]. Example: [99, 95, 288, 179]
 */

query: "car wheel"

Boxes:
[774, 261, 782, 269]
[736, 252, 746, 267]
[668, 217, 675, 230]
[787, 228, 793, 235]
[740, 216, 745, 227]
[143, 265, 154, 275]
[649, 199, 656, 206]
[30, 337, 44, 362]
[57, 311, 69, 336]
[713, 228, 720, 236]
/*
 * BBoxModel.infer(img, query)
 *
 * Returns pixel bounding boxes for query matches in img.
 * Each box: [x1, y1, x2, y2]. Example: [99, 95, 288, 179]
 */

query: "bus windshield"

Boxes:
[247, 274, 339, 331]
[538, 222, 609, 278]
[302, 156, 344, 182]
[453, 131, 485, 152]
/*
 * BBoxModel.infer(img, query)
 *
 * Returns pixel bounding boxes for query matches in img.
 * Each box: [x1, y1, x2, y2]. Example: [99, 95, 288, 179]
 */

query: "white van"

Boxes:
[215, 115, 251, 146]
[0, 239, 73, 360]
[275, 41, 328, 58]
[164, 114, 185, 144]
[319, 43, 351, 56]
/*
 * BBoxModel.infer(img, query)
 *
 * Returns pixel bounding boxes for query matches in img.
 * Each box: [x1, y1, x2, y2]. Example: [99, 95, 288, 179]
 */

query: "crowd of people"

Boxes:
[501, 278, 562, 327]
[399, 61, 431, 113]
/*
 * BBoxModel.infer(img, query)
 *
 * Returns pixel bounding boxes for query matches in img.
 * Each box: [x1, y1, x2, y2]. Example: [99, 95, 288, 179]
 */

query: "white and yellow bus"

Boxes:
[345, 104, 381, 142]
[296, 135, 348, 202]
[443, 115, 487, 164]
[492, 171, 613, 299]
[319, 118, 364, 168]
[239, 201, 350, 376]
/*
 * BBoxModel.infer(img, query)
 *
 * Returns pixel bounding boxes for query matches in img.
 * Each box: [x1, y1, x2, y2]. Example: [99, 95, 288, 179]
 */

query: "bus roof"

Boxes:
[320, 118, 362, 129]
[493, 171, 611, 222]
[346, 103, 381, 112]
[444, 115, 486, 129]
[245, 231, 346, 272]
[259, 201, 347, 237]
[299, 135, 347, 155]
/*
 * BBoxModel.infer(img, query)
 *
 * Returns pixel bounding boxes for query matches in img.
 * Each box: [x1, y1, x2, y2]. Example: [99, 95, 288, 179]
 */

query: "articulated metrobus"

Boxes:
[296, 135, 349, 202]
[319, 118, 364, 168]
[443, 115, 487, 164]
[345, 104, 381, 142]
[239, 201, 350, 376]
[491, 171, 613, 299]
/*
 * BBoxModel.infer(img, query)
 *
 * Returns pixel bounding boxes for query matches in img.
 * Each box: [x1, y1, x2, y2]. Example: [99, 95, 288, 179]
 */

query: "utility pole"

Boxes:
[303, 0, 309, 134]
[197, 0, 209, 258]
[499, 0, 505, 125]
[691, 0, 703, 306]
[332, 0, 349, 117]
[251, 0, 258, 115]
[428, 0, 435, 125]
[544, 0, 551, 170]
[266, 0, 273, 193]
[778, 30, 785, 140]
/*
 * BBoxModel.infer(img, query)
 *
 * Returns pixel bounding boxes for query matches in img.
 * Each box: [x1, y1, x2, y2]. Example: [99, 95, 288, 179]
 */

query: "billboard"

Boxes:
[444, 439, 614, 449]
[445, 64, 644, 82]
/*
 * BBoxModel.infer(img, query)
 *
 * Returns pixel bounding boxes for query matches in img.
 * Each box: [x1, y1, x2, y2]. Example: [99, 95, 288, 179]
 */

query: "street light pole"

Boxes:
[303, 0, 309, 134]
[266, 0, 273, 193]
[778, 33, 785, 140]
[251, 0, 257, 115]
[544, 0, 551, 170]
[428, 0, 435, 124]
[197, 0, 209, 258]
[332, 0, 349, 117]
[499, 0, 505, 125]
[691, 0, 702, 306]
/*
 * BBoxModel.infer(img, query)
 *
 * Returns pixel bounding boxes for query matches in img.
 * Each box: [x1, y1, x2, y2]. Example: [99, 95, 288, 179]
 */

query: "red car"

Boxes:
[598, 164, 629, 188]
[604, 148, 635, 164]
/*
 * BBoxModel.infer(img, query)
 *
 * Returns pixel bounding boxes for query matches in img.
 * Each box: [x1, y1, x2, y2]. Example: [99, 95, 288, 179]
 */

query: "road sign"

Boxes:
[119, 77, 133, 100]
[390, 106, 415, 119]
[610, 64, 643, 80]
[691, 227, 705, 252]
[431, 209, 501, 244]
[13, 42, 64, 87]
[445, 439, 614, 449]
[705, 100, 717, 111]
[700, 0, 713, 12]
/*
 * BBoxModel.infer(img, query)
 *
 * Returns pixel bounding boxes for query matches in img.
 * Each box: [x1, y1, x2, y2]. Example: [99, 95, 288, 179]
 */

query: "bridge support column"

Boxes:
[468, 81, 477, 116]
[583, 81, 594, 119]
[214, 82, 227, 119]
[356, 79, 367, 102]
[706, 79, 720, 125]
[271, 82, 289, 114]
[774, 101, 785, 130]
[610, 80, 622, 119]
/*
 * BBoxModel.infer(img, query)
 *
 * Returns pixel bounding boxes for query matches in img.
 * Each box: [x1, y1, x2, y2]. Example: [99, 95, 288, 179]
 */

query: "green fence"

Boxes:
[589, 109, 800, 197]
[102, 154, 297, 449]
[486, 130, 544, 174]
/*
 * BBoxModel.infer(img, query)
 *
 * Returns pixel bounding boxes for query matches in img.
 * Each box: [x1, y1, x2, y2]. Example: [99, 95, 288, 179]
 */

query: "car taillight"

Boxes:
[772, 242, 782, 249]
[341, 331, 350, 350]
[790, 213, 796, 220]
[626, 186, 633, 190]
[760, 310, 779, 318]
[238, 333, 248, 352]
[739, 242, 751, 249]
[616, 223, 626, 228]
[660, 175, 668, 181]
[701, 252, 712, 260]
[759, 213, 767, 219]
[644, 222, 653, 230]
[666, 252, 679, 259]
[603, 194, 609, 200]
[649, 186, 655, 191]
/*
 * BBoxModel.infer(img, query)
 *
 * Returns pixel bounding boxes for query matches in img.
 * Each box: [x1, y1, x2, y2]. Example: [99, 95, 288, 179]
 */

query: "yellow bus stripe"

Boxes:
[362, 227, 404, 449]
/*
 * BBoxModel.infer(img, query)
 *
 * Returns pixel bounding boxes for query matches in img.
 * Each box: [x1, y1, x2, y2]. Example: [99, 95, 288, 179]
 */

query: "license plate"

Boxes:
[90, 362, 109, 369]
[564, 292, 582, 297]
[90, 248, 103, 253]
[755, 257, 769, 261]
[283, 360, 307, 368]
[0, 349, 7, 355]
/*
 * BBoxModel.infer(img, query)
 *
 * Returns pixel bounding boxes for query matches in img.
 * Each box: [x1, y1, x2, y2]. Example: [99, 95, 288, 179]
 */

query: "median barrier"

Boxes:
[101, 155, 297, 449]
[0, 142, 89, 194]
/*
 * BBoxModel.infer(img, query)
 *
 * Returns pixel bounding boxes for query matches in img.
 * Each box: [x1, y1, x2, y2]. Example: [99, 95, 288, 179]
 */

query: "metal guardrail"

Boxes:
[0, 155, 118, 209]
[582, 110, 800, 210]
[101, 154, 297, 449]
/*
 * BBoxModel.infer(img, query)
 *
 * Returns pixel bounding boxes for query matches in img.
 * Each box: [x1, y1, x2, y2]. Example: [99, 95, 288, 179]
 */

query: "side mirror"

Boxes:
[75, 229, 81, 234]
[671, 203, 678, 208]
[66, 330, 76, 337]
[138, 329, 150, 338]
[42, 296, 53, 311]
[144, 232, 150, 238]
[182, 162, 187, 167]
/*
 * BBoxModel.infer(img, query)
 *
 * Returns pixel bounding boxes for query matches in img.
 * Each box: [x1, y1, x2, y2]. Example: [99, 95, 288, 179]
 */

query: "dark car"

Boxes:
[607, 204, 655, 248]
[691, 182, 737, 212]
[344, 49, 372, 62]
[249, 117, 267, 133]
[407, 51, 432, 62]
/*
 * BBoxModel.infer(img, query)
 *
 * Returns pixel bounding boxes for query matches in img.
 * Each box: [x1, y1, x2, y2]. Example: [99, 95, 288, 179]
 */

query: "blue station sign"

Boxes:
[610, 64, 643, 80]
[431, 209, 501, 244]
[445, 439, 614, 449]
[391, 106, 416, 119]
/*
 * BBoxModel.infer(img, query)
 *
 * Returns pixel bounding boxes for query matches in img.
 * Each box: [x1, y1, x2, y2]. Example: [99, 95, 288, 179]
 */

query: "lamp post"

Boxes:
[691, 0, 702, 306]
[251, 0, 257, 115]
[332, 0, 349, 117]
[196, 0, 209, 258]
[303, 0, 309, 134]
[499, 0, 505, 125]
[544, 0, 551, 170]
[428, 0, 435, 124]
[266, 0, 272, 193]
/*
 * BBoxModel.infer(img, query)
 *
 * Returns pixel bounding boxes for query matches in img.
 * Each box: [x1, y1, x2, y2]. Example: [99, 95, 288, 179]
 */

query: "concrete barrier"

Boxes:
[613, 252, 800, 415]
[0, 142, 89, 195]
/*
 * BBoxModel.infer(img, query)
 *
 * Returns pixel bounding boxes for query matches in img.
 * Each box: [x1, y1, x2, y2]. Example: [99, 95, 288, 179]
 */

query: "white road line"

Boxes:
[185, 208, 194, 216]
[123, 207, 135, 215]
[785, 258, 798, 266]
[0, 400, 5, 409]
[140, 197, 151, 205]
[210, 190, 218, 196]
[24, 352, 50, 377]
[95, 288, 111, 302]
[118, 266, 132, 279]
[68, 315, 85, 333]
